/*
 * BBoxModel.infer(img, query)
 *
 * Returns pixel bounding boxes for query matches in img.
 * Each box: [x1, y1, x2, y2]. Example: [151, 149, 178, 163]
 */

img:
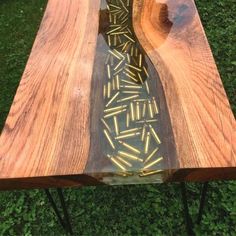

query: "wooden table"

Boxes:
[0, 0, 235, 191]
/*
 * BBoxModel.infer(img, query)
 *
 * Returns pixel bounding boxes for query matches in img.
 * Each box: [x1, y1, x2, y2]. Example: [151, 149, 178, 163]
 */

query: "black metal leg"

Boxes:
[180, 182, 209, 236]
[197, 182, 208, 224]
[180, 182, 195, 236]
[45, 188, 73, 234]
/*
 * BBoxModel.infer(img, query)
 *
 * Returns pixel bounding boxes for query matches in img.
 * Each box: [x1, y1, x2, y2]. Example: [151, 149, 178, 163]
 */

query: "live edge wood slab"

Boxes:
[0, 0, 235, 190]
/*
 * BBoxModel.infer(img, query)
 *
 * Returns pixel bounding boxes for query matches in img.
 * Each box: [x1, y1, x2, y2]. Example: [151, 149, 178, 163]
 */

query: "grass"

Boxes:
[0, 0, 235, 235]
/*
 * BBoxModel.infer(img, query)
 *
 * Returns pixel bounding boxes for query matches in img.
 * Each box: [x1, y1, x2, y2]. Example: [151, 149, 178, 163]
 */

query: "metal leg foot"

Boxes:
[180, 182, 209, 236]
[45, 188, 73, 234]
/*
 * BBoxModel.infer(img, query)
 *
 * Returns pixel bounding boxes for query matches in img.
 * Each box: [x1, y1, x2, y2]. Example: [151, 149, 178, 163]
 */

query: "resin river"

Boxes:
[86, 0, 177, 184]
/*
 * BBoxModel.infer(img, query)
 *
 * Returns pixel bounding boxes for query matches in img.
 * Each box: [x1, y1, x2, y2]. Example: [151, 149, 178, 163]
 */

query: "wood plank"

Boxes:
[0, 0, 101, 179]
[133, 0, 236, 176]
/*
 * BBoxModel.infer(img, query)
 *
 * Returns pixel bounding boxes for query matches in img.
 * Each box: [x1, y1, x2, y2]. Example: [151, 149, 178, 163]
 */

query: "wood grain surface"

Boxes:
[0, 0, 101, 181]
[0, 0, 235, 190]
[133, 0, 236, 175]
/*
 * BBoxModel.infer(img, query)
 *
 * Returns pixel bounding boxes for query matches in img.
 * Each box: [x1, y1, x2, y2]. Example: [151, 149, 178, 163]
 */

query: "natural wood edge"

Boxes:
[167, 168, 236, 182]
[0, 175, 103, 191]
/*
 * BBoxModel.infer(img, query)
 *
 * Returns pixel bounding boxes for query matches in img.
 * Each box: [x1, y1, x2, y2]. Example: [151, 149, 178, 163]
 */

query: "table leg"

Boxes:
[197, 182, 209, 224]
[44, 188, 73, 234]
[180, 182, 209, 235]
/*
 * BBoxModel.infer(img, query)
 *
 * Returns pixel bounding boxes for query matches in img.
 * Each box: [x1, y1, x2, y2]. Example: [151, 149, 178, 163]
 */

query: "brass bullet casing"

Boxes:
[136, 102, 140, 120]
[138, 73, 144, 84]
[107, 154, 127, 171]
[127, 54, 131, 63]
[119, 141, 141, 154]
[130, 102, 135, 121]
[121, 79, 136, 85]
[135, 47, 138, 57]
[143, 157, 163, 170]
[117, 95, 139, 103]
[145, 81, 150, 94]
[136, 119, 158, 124]
[107, 64, 111, 79]
[122, 41, 129, 52]
[142, 101, 147, 118]
[126, 112, 130, 128]
[118, 35, 122, 44]
[122, 91, 141, 94]
[139, 54, 142, 67]
[141, 124, 146, 141]
[113, 116, 119, 135]
[139, 169, 163, 177]
[115, 132, 140, 140]
[149, 124, 161, 144]
[116, 155, 132, 167]
[124, 34, 135, 43]
[105, 54, 110, 65]
[144, 147, 159, 163]
[114, 34, 117, 46]
[120, 85, 142, 89]
[148, 100, 154, 118]
[101, 118, 112, 133]
[110, 31, 128, 36]
[106, 91, 120, 107]
[125, 63, 142, 72]
[134, 99, 148, 102]
[152, 97, 159, 114]
[112, 78, 116, 90]
[123, 72, 138, 83]
[125, 67, 136, 76]
[103, 84, 106, 99]
[109, 49, 121, 60]
[104, 108, 126, 118]
[121, 18, 128, 25]
[118, 151, 143, 162]
[104, 105, 127, 113]
[116, 75, 120, 90]
[108, 35, 111, 46]
[107, 82, 111, 98]
[114, 49, 124, 59]
[114, 67, 123, 76]
[109, 4, 121, 10]
[106, 26, 121, 35]
[103, 129, 115, 149]
[114, 59, 124, 71]
[110, 55, 114, 66]
[143, 66, 149, 78]
[120, 127, 141, 134]
[144, 131, 150, 154]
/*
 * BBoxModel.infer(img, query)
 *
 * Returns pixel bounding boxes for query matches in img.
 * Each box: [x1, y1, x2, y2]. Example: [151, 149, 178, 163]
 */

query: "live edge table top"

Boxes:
[0, 0, 235, 190]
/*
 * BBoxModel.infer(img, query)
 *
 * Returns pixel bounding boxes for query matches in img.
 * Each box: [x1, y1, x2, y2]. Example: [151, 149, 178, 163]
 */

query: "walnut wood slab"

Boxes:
[0, 0, 235, 190]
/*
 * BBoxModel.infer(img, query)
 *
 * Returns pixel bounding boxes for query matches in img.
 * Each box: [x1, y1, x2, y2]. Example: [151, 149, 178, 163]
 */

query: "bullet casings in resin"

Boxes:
[118, 151, 143, 162]
[104, 129, 115, 149]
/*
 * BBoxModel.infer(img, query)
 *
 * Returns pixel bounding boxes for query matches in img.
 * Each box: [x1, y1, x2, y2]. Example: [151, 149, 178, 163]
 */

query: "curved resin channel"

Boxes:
[86, 0, 177, 184]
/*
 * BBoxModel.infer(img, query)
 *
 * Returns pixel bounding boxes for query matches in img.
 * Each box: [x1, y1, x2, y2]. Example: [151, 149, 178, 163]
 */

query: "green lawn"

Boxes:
[0, 0, 235, 235]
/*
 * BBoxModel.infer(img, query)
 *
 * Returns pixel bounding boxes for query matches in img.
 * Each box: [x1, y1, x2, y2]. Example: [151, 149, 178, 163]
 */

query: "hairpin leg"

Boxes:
[180, 182, 209, 235]
[180, 182, 195, 235]
[197, 182, 209, 224]
[45, 188, 73, 234]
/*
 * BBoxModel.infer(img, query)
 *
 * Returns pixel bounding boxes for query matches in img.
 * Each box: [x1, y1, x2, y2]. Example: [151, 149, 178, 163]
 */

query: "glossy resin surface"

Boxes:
[86, 0, 177, 184]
